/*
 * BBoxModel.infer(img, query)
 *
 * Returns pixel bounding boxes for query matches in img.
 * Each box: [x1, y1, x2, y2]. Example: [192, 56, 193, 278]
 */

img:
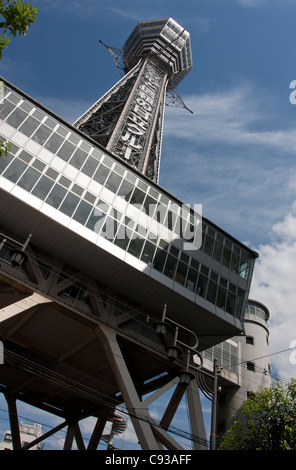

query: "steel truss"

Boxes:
[0, 233, 213, 450]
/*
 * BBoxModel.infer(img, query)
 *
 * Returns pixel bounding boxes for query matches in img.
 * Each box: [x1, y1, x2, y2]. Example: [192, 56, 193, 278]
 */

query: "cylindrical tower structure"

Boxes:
[217, 299, 271, 441]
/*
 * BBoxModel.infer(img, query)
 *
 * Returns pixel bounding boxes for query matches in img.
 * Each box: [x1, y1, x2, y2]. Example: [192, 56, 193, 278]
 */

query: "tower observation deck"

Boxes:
[0, 18, 258, 451]
[74, 18, 192, 183]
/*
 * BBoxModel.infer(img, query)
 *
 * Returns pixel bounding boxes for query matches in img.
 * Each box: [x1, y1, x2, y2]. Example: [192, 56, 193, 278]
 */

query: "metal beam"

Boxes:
[96, 325, 161, 450]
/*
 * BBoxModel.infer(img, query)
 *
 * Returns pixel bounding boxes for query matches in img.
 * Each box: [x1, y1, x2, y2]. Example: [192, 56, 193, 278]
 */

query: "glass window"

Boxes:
[186, 267, 198, 291]
[81, 156, 98, 177]
[17, 166, 40, 191]
[19, 115, 40, 137]
[213, 240, 223, 263]
[57, 140, 76, 161]
[140, 240, 156, 265]
[3, 158, 27, 183]
[45, 183, 67, 209]
[69, 147, 88, 169]
[114, 226, 132, 250]
[93, 164, 110, 185]
[206, 279, 218, 304]
[32, 124, 52, 145]
[203, 233, 214, 257]
[0, 99, 15, 119]
[196, 273, 208, 298]
[0, 152, 14, 173]
[6, 107, 27, 128]
[105, 171, 122, 193]
[59, 192, 80, 217]
[31, 175, 55, 200]
[18, 150, 33, 164]
[44, 132, 64, 153]
[117, 178, 134, 201]
[86, 204, 107, 232]
[226, 292, 236, 315]
[153, 247, 167, 272]
[216, 285, 227, 310]
[127, 235, 145, 258]
[222, 246, 231, 269]
[130, 187, 145, 206]
[72, 200, 92, 225]
[231, 253, 240, 274]
[45, 167, 59, 180]
[175, 260, 188, 286]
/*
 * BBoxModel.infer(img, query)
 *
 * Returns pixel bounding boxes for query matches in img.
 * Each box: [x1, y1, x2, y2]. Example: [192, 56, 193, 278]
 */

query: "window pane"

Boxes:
[0, 152, 14, 173]
[45, 184, 67, 208]
[0, 99, 15, 119]
[72, 200, 92, 225]
[105, 171, 122, 193]
[19, 115, 40, 136]
[140, 240, 156, 265]
[44, 132, 64, 153]
[32, 125, 52, 145]
[196, 273, 208, 298]
[117, 178, 134, 201]
[3, 158, 27, 183]
[31, 175, 55, 200]
[81, 156, 98, 177]
[164, 254, 177, 279]
[130, 187, 145, 206]
[17, 167, 40, 191]
[93, 164, 110, 185]
[59, 192, 80, 217]
[114, 226, 132, 250]
[86, 205, 107, 232]
[56, 140, 76, 161]
[6, 107, 27, 128]
[127, 235, 145, 258]
[153, 248, 167, 272]
[175, 261, 188, 286]
[69, 148, 87, 169]
[186, 267, 198, 291]
[206, 280, 218, 304]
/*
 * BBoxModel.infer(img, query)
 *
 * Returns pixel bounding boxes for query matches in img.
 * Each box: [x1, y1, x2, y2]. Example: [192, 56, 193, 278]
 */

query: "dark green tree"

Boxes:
[0, 1, 37, 157]
[0, 0, 37, 58]
[219, 379, 296, 450]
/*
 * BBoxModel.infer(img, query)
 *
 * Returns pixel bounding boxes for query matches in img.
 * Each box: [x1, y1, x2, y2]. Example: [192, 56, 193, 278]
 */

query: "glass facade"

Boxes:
[0, 83, 255, 320]
[203, 340, 239, 374]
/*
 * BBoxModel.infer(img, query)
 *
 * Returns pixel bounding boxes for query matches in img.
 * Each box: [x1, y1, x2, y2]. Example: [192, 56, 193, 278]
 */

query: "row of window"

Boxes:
[203, 341, 239, 374]
[1, 87, 253, 280]
[0, 87, 252, 319]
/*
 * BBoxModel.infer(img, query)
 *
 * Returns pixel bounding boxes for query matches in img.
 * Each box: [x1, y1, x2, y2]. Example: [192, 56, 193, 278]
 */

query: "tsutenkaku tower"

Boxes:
[73, 18, 192, 183]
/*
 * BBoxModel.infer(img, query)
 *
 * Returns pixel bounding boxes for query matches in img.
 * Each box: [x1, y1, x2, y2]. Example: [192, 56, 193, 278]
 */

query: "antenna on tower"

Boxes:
[99, 40, 126, 76]
[99, 39, 193, 114]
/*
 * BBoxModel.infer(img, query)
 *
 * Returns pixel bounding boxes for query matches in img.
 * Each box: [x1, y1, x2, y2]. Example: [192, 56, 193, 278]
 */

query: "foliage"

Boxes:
[0, 0, 37, 58]
[219, 379, 296, 450]
[0, 1, 37, 158]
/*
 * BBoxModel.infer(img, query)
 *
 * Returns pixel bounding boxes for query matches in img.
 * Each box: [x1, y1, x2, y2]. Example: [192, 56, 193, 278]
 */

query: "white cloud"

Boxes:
[250, 201, 296, 379]
[161, 83, 296, 244]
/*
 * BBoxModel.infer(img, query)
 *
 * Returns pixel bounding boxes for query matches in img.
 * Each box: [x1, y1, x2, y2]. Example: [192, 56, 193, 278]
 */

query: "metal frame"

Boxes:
[0, 232, 213, 450]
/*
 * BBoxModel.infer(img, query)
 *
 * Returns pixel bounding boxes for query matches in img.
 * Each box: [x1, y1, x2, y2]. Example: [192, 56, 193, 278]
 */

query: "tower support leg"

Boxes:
[186, 379, 208, 450]
[5, 394, 21, 450]
[96, 325, 161, 450]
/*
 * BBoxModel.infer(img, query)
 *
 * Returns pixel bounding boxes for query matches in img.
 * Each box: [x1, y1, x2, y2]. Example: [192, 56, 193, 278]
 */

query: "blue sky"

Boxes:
[1, 0, 296, 449]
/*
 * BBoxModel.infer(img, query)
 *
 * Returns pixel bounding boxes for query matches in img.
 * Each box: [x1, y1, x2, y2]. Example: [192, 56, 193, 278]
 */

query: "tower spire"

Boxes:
[73, 18, 192, 183]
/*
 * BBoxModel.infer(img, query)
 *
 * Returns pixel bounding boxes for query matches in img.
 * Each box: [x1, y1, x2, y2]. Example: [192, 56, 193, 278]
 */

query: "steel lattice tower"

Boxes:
[73, 18, 192, 183]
